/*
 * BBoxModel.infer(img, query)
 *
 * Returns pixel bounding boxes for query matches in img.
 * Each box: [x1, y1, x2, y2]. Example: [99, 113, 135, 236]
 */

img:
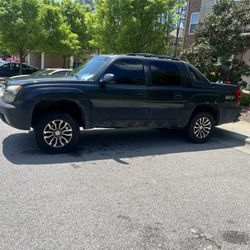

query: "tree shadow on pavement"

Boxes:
[2, 127, 248, 165]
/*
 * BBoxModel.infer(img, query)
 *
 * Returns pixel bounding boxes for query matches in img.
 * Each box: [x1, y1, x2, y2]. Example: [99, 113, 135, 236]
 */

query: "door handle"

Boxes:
[137, 92, 146, 98]
[174, 92, 183, 99]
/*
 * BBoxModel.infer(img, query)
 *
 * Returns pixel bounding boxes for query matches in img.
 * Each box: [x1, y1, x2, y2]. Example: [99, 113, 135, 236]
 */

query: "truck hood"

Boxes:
[4, 76, 79, 87]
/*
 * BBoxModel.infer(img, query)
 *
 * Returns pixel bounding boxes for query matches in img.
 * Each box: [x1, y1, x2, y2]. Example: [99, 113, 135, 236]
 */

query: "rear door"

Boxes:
[147, 60, 190, 127]
[91, 58, 148, 127]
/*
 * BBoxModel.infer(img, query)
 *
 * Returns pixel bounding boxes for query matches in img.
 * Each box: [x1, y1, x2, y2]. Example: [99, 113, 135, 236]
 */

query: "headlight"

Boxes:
[3, 85, 22, 103]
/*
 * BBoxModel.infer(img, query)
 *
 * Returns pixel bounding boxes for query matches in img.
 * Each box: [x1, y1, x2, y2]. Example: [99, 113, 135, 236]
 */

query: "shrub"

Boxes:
[181, 0, 250, 87]
[241, 92, 250, 106]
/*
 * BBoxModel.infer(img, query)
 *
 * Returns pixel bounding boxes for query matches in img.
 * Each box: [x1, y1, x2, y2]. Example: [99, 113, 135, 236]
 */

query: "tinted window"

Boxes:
[189, 67, 200, 81]
[105, 59, 144, 85]
[22, 64, 37, 74]
[2, 63, 10, 69]
[150, 61, 181, 86]
[53, 71, 68, 76]
[22, 64, 32, 70]
[189, 66, 210, 86]
[2, 63, 16, 70]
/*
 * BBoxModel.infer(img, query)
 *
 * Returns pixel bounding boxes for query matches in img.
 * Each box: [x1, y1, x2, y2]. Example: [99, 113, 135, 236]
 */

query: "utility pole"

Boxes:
[173, 3, 186, 58]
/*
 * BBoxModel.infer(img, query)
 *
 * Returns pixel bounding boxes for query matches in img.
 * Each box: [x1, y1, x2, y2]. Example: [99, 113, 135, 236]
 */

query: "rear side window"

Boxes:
[105, 59, 145, 85]
[189, 67, 201, 81]
[22, 64, 33, 70]
[188, 66, 210, 86]
[150, 61, 181, 86]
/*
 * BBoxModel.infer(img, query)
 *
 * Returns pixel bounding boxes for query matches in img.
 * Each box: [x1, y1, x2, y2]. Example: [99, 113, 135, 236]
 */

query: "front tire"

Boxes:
[186, 112, 215, 143]
[34, 113, 80, 154]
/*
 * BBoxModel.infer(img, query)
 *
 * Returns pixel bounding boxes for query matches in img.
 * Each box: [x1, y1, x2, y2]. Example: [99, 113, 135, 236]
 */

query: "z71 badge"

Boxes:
[225, 95, 235, 100]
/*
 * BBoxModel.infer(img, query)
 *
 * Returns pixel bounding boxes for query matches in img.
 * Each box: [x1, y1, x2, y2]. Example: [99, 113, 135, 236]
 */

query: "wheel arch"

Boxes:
[31, 100, 87, 128]
[189, 104, 219, 125]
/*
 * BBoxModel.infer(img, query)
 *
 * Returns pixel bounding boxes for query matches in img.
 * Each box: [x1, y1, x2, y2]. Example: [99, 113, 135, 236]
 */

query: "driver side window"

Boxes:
[104, 59, 145, 85]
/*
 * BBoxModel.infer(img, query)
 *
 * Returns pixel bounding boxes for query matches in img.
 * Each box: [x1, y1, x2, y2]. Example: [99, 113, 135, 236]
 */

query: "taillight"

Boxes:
[235, 89, 241, 106]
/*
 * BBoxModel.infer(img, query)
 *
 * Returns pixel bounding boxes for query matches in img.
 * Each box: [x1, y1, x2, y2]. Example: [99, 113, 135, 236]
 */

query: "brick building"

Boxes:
[26, 52, 73, 70]
[183, 0, 216, 49]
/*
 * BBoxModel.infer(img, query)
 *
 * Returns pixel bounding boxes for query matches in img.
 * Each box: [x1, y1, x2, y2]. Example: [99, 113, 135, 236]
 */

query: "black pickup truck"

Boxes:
[0, 54, 241, 153]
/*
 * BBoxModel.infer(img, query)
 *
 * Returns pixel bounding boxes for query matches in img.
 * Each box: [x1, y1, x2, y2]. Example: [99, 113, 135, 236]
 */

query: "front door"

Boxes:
[91, 58, 148, 127]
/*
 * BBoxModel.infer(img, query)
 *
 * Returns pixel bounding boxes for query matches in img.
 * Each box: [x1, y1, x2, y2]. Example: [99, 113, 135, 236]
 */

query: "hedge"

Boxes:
[241, 92, 250, 106]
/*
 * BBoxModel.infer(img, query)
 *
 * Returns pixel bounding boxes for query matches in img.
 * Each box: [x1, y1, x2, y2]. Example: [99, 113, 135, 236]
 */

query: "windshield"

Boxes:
[0, 61, 5, 66]
[73, 56, 112, 80]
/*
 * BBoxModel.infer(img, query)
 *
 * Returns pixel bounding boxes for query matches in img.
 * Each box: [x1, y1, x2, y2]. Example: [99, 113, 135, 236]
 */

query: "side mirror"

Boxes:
[100, 73, 115, 85]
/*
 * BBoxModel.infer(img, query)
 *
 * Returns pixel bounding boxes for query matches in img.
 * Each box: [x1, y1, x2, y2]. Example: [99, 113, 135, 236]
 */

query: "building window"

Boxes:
[189, 12, 200, 34]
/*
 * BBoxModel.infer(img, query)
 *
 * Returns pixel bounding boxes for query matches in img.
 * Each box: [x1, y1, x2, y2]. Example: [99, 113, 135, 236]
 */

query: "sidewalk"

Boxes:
[219, 120, 250, 146]
[241, 106, 250, 123]
[0, 77, 6, 84]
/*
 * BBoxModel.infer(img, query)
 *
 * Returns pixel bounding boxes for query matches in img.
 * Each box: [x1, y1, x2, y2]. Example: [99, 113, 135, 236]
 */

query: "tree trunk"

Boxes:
[63, 56, 66, 68]
[174, 20, 181, 58]
[19, 52, 23, 74]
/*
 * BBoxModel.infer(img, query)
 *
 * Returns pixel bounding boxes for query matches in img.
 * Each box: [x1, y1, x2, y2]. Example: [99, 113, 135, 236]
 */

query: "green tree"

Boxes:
[181, 0, 250, 87]
[77, 0, 95, 6]
[60, 0, 91, 60]
[173, 1, 186, 57]
[39, 0, 80, 67]
[0, 35, 8, 58]
[86, 0, 184, 54]
[0, 0, 41, 73]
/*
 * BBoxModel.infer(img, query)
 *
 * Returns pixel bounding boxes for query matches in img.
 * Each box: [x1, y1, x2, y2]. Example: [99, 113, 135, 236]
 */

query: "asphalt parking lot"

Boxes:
[0, 120, 250, 250]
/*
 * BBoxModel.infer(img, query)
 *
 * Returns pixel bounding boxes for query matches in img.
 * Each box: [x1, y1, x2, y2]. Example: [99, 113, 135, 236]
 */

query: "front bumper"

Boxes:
[0, 97, 31, 130]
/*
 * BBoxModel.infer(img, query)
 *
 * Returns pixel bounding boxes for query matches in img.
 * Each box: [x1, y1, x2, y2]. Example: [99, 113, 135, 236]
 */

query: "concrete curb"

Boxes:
[217, 124, 250, 149]
[245, 138, 250, 146]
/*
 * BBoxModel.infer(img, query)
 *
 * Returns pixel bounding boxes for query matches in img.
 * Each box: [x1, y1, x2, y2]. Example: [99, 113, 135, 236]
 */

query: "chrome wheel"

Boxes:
[193, 117, 212, 139]
[43, 120, 73, 148]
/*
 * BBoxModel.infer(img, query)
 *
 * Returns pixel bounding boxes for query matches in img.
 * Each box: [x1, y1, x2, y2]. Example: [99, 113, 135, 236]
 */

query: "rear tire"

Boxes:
[186, 112, 215, 143]
[34, 113, 80, 154]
